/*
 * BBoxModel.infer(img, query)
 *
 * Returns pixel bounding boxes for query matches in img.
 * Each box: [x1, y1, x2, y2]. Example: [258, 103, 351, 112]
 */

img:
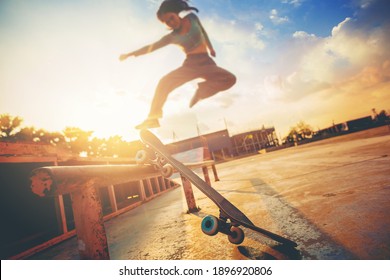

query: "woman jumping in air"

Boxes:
[120, 0, 236, 129]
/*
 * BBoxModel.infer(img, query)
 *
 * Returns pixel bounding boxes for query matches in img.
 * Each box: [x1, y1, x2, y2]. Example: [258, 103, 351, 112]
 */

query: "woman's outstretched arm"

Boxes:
[119, 34, 172, 61]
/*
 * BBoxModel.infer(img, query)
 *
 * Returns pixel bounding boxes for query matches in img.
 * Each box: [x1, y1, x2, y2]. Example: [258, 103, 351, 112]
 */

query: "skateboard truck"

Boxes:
[201, 211, 245, 244]
[135, 148, 174, 178]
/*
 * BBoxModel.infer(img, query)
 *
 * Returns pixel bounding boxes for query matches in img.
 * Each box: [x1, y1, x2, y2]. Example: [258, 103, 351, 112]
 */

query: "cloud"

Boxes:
[282, 0, 305, 7]
[356, 0, 376, 9]
[292, 31, 316, 39]
[339, 60, 390, 93]
[255, 22, 264, 32]
[264, 73, 330, 102]
[265, 0, 390, 106]
[204, 16, 266, 51]
[269, 9, 289, 25]
[146, 0, 160, 8]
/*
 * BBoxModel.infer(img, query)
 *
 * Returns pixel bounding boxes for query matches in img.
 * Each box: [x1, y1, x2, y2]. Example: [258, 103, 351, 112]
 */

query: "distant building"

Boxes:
[346, 116, 373, 132]
[231, 127, 279, 156]
[317, 116, 374, 136]
[167, 129, 233, 161]
[167, 127, 279, 160]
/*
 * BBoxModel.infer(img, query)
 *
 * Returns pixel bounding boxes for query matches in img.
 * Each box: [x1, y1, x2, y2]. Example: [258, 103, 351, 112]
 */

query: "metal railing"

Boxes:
[30, 161, 219, 260]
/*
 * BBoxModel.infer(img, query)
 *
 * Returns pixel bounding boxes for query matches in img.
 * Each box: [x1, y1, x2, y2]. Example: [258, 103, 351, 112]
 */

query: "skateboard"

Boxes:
[139, 129, 297, 247]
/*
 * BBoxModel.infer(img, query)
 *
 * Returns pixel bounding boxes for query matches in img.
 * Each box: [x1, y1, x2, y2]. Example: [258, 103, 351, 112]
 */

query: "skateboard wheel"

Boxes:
[228, 227, 244, 245]
[161, 164, 174, 178]
[201, 215, 219, 236]
[135, 150, 147, 164]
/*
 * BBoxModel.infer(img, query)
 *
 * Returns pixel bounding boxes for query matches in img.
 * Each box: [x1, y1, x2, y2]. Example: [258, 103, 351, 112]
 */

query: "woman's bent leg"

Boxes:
[148, 66, 199, 118]
[189, 65, 236, 108]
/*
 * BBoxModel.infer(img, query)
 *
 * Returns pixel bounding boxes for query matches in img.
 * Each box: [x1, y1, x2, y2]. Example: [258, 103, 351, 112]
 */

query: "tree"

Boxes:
[35, 130, 65, 146]
[105, 135, 124, 157]
[13, 126, 36, 142]
[295, 121, 314, 139]
[0, 114, 23, 140]
[377, 110, 389, 124]
[0, 114, 138, 159]
[286, 121, 314, 142]
[286, 127, 299, 142]
[63, 127, 93, 155]
[10, 126, 65, 146]
[88, 137, 107, 157]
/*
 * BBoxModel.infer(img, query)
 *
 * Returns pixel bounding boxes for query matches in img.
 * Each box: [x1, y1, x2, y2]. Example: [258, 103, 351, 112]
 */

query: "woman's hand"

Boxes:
[119, 53, 133, 61]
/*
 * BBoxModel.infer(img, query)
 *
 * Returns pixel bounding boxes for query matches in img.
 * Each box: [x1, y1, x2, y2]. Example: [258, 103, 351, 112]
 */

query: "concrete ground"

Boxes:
[29, 126, 390, 260]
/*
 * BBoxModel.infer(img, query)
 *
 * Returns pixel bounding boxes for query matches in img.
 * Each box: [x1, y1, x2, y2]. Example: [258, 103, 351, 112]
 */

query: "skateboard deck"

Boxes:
[140, 129, 297, 247]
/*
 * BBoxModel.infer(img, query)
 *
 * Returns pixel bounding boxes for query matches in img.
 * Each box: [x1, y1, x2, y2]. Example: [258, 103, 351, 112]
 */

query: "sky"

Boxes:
[1, 0, 390, 142]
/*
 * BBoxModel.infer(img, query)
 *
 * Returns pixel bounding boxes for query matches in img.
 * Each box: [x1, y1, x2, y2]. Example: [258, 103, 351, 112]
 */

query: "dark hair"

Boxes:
[157, 0, 199, 19]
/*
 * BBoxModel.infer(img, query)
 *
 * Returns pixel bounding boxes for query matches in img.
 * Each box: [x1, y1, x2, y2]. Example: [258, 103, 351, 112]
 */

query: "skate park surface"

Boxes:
[29, 126, 390, 260]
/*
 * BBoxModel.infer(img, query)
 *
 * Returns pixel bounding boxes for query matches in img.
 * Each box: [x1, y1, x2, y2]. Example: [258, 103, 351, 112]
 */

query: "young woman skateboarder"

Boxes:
[119, 0, 236, 129]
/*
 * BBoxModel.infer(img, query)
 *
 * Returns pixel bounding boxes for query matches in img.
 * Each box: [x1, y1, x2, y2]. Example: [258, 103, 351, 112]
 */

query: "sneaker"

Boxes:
[135, 118, 160, 129]
[189, 93, 203, 108]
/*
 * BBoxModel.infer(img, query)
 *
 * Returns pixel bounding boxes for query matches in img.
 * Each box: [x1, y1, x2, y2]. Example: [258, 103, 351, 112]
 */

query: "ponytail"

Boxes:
[157, 0, 199, 19]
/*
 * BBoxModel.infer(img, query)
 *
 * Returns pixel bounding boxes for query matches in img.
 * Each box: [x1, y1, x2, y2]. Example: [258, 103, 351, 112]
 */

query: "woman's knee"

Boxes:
[220, 72, 236, 90]
[157, 70, 188, 94]
[228, 72, 237, 88]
